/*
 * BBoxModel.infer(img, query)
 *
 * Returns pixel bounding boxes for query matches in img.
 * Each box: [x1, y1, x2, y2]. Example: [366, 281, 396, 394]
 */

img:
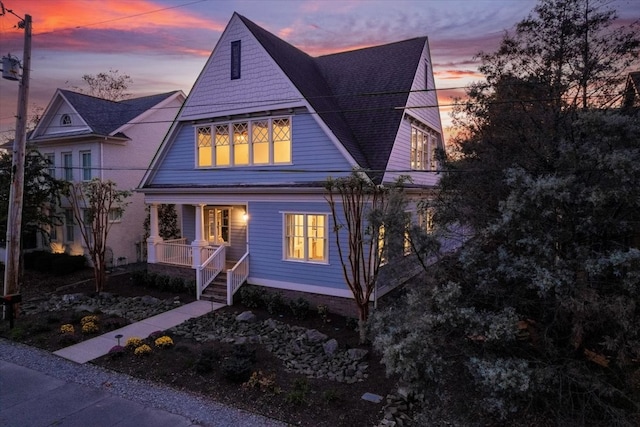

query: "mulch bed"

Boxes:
[1, 268, 395, 427]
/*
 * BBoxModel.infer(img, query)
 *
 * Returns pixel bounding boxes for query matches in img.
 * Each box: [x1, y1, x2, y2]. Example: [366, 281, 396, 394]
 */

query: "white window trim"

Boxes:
[80, 151, 92, 181]
[195, 116, 292, 168]
[282, 212, 329, 264]
[410, 124, 439, 171]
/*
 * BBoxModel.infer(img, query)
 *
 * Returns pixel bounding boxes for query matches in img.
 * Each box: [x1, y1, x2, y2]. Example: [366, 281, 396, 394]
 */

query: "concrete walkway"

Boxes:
[54, 300, 224, 363]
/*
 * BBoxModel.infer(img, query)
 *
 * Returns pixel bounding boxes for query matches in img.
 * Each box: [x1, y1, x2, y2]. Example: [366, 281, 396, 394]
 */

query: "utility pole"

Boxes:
[3, 11, 31, 300]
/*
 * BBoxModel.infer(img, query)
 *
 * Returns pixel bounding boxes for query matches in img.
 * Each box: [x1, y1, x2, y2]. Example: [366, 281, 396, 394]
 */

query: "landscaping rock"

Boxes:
[305, 328, 328, 343]
[236, 311, 257, 323]
[323, 338, 339, 357]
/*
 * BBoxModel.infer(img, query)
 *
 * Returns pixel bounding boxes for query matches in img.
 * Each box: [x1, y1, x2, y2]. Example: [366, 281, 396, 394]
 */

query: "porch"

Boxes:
[146, 203, 249, 305]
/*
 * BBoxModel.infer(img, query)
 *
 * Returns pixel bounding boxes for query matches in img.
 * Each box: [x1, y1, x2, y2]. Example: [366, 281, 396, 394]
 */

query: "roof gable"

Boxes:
[240, 14, 429, 177]
[31, 90, 182, 141]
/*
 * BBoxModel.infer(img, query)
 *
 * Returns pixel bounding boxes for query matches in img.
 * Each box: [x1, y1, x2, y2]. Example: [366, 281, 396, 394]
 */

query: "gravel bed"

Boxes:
[0, 339, 287, 427]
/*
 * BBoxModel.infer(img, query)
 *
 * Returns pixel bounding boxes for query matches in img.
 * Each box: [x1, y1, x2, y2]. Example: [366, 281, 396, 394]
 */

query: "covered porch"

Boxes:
[146, 203, 249, 304]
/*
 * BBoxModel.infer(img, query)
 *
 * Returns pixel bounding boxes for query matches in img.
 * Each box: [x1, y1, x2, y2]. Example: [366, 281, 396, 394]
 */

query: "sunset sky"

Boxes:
[1, 0, 638, 141]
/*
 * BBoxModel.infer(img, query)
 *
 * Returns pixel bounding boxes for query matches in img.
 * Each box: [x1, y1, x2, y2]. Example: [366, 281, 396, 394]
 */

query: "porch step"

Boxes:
[200, 272, 227, 304]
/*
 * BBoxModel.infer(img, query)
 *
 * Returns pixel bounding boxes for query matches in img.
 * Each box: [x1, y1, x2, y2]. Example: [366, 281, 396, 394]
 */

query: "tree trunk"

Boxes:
[357, 302, 369, 344]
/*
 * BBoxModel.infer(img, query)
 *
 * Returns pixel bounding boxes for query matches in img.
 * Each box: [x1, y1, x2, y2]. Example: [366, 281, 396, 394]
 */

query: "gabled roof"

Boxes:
[29, 90, 182, 143]
[238, 14, 427, 175]
[59, 90, 182, 136]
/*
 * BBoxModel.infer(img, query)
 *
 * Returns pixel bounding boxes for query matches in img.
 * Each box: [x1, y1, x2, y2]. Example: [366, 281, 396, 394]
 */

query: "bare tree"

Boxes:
[70, 69, 132, 101]
[325, 172, 394, 344]
[65, 179, 131, 292]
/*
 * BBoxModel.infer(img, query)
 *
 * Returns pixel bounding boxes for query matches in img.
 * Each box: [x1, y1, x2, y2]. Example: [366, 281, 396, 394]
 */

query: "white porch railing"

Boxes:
[196, 245, 226, 300]
[156, 238, 191, 266]
[227, 252, 249, 305]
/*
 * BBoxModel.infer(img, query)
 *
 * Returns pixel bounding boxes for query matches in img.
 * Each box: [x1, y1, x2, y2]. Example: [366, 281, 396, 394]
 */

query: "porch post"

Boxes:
[147, 203, 162, 263]
[192, 203, 207, 268]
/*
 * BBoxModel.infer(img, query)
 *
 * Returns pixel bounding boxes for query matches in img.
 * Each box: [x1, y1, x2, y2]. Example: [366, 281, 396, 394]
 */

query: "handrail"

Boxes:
[227, 252, 249, 305]
[196, 245, 225, 300]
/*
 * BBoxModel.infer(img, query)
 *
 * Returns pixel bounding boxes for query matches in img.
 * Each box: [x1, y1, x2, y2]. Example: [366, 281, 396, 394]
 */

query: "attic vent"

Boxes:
[231, 40, 241, 80]
[60, 114, 72, 126]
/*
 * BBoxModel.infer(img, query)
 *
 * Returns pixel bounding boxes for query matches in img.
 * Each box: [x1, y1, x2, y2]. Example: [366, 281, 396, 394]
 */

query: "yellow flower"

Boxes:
[154, 336, 174, 349]
[125, 337, 143, 349]
[134, 344, 152, 356]
[81, 315, 99, 326]
[81, 321, 99, 334]
[60, 324, 75, 335]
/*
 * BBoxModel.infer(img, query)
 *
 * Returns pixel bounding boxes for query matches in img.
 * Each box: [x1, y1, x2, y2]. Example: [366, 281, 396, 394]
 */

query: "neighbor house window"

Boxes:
[108, 209, 123, 223]
[82, 209, 92, 244]
[231, 40, 241, 80]
[45, 153, 55, 177]
[64, 209, 74, 242]
[284, 213, 327, 263]
[81, 151, 91, 181]
[196, 117, 291, 167]
[60, 114, 72, 126]
[410, 127, 438, 171]
[62, 152, 73, 180]
[207, 208, 230, 245]
[418, 207, 434, 233]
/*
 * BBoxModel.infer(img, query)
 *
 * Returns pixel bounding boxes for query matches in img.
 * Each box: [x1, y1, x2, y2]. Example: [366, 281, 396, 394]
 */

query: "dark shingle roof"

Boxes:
[59, 90, 181, 136]
[237, 14, 426, 179]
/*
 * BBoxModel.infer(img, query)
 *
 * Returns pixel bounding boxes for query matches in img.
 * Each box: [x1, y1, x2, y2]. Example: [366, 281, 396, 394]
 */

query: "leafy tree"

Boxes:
[0, 148, 64, 248]
[440, 0, 639, 230]
[372, 0, 640, 424]
[65, 179, 131, 292]
[70, 69, 132, 101]
[142, 204, 181, 241]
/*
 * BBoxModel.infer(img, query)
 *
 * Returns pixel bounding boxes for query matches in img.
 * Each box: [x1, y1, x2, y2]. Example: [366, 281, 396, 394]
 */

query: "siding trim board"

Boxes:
[247, 277, 354, 299]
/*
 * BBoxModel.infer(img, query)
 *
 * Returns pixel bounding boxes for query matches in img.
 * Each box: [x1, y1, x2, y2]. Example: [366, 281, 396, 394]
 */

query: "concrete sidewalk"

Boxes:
[54, 300, 224, 363]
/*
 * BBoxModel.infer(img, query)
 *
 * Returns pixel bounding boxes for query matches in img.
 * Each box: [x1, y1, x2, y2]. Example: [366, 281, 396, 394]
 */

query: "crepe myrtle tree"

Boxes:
[65, 179, 131, 292]
[325, 171, 409, 344]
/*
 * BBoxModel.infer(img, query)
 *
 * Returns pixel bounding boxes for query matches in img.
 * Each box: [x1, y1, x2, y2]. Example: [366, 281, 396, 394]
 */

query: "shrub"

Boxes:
[239, 286, 265, 308]
[317, 304, 330, 323]
[156, 274, 171, 291]
[134, 344, 152, 356]
[243, 371, 280, 393]
[289, 297, 310, 319]
[169, 276, 185, 293]
[81, 315, 100, 326]
[232, 343, 256, 363]
[154, 336, 174, 349]
[195, 348, 220, 374]
[81, 321, 99, 334]
[125, 337, 143, 349]
[221, 357, 253, 383]
[60, 324, 75, 335]
[131, 270, 147, 287]
[285, 378, 309, 405]
[264, 292, 286, 315]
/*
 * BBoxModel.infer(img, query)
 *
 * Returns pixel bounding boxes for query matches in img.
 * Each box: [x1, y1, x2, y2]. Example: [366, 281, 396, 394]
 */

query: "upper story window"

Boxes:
[284, 213, 328, 263]
[196, 117, 291, 168]
[81, 151, 92, 181]
[62, 152, 73, 180]
[60, 114, 72, 126]
[410, 126, 438, 171]
[45, 153, 55, 177]
[231, 40, 241, 80]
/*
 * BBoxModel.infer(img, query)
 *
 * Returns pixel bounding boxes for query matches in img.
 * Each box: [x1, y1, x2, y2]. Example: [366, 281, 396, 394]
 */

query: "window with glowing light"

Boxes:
[410, 126, 438, 171]
[196, 117, 291, 167]
[284, 213, 327, 263]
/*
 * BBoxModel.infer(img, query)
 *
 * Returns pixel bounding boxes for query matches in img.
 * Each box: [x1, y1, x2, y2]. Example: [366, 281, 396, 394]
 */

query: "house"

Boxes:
[27, 89, 186, 265]
[622, 71, 640, 111]
[139, 13, 445, 313]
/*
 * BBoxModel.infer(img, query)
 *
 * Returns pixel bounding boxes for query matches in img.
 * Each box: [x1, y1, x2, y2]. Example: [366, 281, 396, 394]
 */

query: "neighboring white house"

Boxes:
[27, 89, 186, 265]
